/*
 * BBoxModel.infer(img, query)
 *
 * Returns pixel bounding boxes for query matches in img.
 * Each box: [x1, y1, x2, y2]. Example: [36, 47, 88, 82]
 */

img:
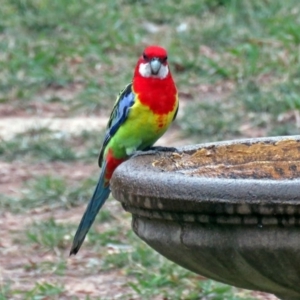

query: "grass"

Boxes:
[0, 129, 77, 162]
[0, 282, 66, 300]
[0, 174, 97, 211]
[0, 128, 103, 162]
[25, 218, 72, 250]
[2, 0, 300, 298]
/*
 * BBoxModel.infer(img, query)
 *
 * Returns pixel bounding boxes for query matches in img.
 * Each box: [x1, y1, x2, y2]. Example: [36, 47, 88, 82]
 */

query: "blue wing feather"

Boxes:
[98, 83, 135, 166]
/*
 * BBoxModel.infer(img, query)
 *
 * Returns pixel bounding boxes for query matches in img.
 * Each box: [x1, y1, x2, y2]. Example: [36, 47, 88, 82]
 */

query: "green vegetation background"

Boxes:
[1, 0, 300, 299]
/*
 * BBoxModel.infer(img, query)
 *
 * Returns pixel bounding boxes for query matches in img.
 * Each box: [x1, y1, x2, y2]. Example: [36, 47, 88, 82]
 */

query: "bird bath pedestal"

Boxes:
[110, 136, 300, 300]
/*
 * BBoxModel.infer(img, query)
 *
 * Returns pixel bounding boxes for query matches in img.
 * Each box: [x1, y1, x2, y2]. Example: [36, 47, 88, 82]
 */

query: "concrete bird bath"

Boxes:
[110, 136, 300, 300]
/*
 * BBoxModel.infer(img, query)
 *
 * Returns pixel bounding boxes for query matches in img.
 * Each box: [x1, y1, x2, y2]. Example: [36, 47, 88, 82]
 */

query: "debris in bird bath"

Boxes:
[153, 139, 300, 180]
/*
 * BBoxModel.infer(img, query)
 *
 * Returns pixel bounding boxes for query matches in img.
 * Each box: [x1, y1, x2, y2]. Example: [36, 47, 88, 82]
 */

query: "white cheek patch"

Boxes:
[139, 62, 152, 78]
[139, 63, 169, 79]
[158, 64, 169, 79]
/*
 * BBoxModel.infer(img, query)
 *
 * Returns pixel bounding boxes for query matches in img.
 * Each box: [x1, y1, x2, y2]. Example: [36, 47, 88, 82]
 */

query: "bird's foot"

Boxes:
[131, 146, 178, 158]
[147, 146, 178, 153]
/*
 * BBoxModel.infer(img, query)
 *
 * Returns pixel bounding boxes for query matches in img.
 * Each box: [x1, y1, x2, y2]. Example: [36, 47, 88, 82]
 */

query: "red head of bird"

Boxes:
[134, 45, 171, 80]
[132, 45, 178, 118]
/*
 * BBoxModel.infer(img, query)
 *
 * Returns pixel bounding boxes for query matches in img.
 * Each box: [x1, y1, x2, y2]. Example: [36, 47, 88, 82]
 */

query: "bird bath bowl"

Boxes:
[110, 136, 300, 300]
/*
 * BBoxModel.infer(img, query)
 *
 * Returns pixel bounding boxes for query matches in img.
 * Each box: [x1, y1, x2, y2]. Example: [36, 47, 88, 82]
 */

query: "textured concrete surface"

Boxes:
[111, 136, 300, 300]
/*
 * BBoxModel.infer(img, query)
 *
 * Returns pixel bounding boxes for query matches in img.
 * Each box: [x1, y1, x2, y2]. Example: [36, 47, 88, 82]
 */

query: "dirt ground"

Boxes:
[0, 100, 279, 299]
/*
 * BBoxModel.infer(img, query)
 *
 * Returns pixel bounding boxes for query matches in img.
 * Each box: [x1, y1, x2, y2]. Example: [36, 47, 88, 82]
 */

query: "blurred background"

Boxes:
[0, 0, 299, 299]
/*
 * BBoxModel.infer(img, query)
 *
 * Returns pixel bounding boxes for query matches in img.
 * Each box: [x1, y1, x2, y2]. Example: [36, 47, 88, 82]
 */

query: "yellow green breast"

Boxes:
[106, 96, 177, 158]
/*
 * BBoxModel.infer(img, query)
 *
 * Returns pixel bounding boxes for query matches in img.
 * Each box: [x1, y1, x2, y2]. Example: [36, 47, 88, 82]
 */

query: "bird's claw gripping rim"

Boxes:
[131, 146, 178, 158]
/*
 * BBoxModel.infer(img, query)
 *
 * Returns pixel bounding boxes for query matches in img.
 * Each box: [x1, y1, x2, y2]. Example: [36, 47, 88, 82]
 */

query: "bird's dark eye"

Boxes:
[162, 56, 168, 63]
[143, 53, 149, 60]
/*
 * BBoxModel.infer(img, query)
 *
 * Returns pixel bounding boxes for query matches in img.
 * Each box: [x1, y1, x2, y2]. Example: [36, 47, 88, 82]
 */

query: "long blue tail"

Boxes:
[70, 167, 110, 255]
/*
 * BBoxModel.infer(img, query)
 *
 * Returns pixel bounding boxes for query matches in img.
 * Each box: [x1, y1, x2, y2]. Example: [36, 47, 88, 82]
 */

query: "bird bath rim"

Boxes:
[111, 135, 300, 223]
[110, 135, 300, 300]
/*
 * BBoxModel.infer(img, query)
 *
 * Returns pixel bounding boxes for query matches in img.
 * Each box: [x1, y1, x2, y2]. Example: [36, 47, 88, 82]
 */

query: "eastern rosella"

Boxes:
[70, 45, 179, 255]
